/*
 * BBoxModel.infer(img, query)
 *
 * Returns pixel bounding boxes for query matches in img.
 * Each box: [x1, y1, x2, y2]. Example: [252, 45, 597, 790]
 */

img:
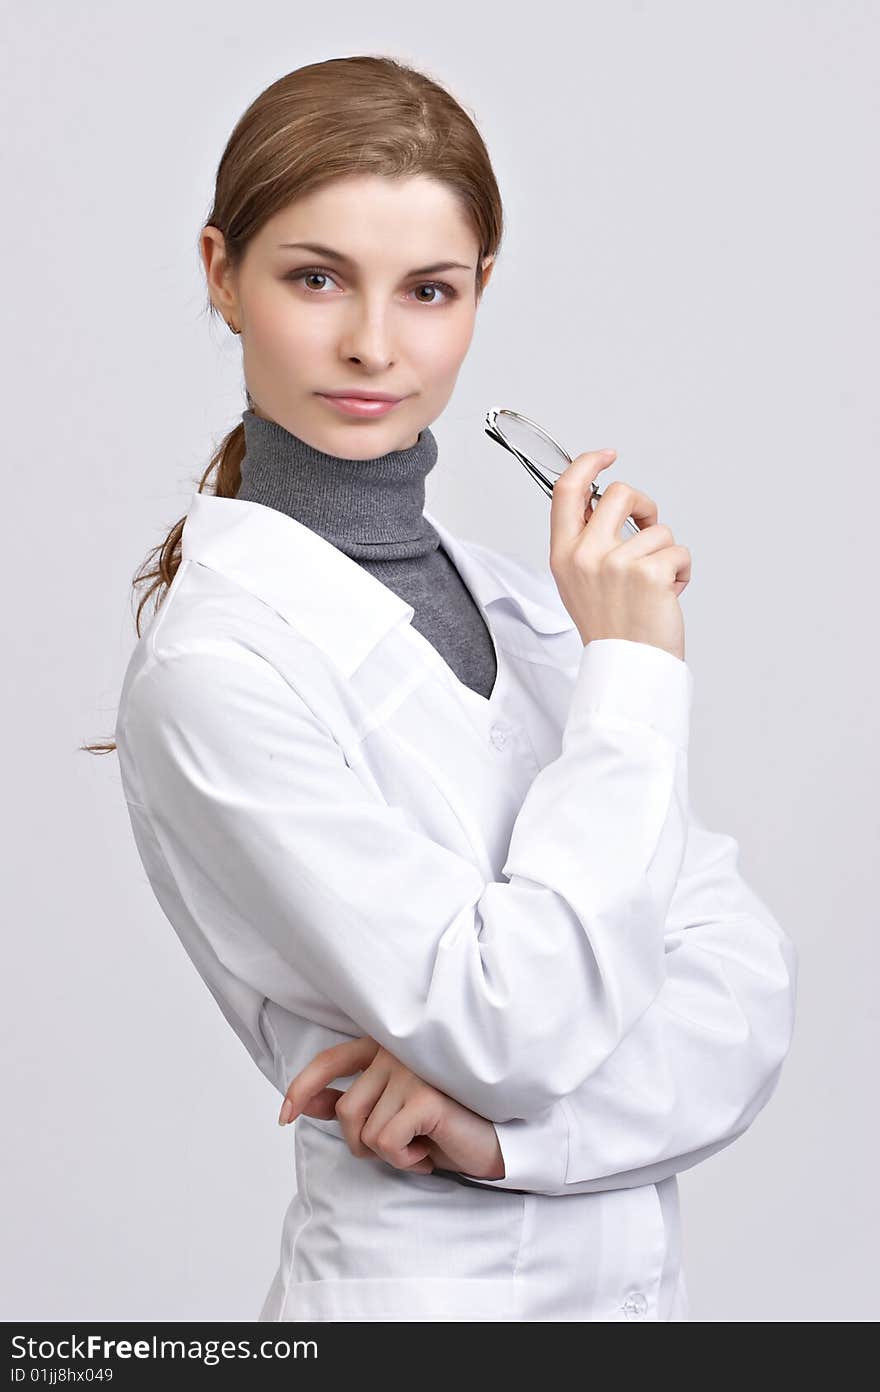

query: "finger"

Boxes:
[660, 543, 691, 586]
[334, 1068, 390, 1158]
[374, 1094, 443, 1171]
[550, 450, 617, 546]
[672, 545, 692, 596]
[640, 542, 691, 585]
[295, 1086, 344, 1121]
[611, 520, 675, 559]
[583, 481, 658, 546]
[639, 545, 692, 600]
[278, 1036, 379, 1124]
[357, 1088, 412, 1164]
[675, 545, 692, 586]
[402, 1154, 435, 1174]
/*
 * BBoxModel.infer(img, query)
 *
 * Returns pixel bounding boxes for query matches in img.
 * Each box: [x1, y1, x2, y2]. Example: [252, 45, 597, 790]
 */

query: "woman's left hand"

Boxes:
[277, 1035, 505, 1181]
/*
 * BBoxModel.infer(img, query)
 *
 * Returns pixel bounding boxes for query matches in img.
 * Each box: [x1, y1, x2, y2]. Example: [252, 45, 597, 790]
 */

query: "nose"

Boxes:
[338, 301, 397, 372]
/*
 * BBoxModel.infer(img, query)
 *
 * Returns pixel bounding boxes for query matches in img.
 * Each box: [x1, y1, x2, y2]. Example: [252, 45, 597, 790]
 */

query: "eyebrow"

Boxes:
[276, 241, 475, 276]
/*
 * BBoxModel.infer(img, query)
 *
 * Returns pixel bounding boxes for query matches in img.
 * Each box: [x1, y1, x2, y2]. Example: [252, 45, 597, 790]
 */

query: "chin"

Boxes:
[317, 416, 420, 454]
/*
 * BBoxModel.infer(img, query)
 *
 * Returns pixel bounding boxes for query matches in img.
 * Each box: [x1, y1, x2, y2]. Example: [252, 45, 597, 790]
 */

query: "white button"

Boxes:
[621, 1290, 648, 1319]
[489, 723, 509, 750]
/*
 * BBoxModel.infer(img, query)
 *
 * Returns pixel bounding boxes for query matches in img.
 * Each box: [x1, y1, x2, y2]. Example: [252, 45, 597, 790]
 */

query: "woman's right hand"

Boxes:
[548, 449, 691, 662]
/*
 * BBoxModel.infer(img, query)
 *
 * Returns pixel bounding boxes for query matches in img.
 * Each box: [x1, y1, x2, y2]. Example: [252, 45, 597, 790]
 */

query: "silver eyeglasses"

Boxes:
[484, 408, 641, 539]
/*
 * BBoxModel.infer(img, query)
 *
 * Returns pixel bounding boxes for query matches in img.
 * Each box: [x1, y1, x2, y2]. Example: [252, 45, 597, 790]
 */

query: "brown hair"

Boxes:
[81, 54, 504, 754]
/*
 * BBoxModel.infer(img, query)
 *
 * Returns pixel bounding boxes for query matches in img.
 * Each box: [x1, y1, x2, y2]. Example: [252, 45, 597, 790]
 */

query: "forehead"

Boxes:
[261, 174, 478, 261]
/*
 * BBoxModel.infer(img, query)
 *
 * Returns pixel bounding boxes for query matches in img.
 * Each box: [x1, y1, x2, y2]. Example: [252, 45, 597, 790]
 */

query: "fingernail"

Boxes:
[601, 449, 617, 459]
[278, 1099, 294, 1126]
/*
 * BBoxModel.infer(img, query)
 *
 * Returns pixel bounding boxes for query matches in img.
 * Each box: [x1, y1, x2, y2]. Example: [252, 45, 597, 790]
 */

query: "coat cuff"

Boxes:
[457, 1105, 569, 1193]
[569, 639, 694, 753]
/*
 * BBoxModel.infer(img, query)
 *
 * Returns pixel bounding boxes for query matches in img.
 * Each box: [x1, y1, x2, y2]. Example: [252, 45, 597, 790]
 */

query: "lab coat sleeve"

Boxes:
[457, 804, 798, 1193]
[123, 635, 694, 1122]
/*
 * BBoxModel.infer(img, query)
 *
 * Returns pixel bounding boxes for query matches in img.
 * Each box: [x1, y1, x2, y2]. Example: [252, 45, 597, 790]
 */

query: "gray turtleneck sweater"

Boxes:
[236, 408, 498, 700]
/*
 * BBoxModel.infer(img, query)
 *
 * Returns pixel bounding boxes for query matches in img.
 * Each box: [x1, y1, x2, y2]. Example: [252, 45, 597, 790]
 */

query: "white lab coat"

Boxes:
[115, 490, 798, 1322]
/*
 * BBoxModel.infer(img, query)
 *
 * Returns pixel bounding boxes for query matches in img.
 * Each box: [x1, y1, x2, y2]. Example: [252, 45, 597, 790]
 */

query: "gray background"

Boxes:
[3, 0, 876, 1322]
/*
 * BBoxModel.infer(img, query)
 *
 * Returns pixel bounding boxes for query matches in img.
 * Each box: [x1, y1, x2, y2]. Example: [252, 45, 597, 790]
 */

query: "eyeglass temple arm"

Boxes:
[483, 425, 556, 497]
[484, 416, 640, 536]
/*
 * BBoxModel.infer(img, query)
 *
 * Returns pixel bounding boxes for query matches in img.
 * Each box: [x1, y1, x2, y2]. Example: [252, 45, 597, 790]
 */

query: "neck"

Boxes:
[236, 408, 441, 560]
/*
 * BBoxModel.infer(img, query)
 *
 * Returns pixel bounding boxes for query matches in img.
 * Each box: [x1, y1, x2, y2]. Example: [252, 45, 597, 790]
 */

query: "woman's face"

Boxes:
[203, 174, 495, 456]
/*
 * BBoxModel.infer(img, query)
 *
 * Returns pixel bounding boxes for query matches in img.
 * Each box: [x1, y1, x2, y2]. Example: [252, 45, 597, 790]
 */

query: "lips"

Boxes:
[317, 394, 403, 418]
[319, 391, 404, 402]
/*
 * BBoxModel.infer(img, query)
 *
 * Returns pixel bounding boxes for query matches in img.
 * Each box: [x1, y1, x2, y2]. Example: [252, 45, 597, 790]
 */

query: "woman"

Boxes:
[85, 55, 798, 1321]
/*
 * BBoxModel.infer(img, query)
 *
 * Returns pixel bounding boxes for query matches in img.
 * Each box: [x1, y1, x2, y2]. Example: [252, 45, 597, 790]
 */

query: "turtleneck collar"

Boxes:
[236, 407, 441, 561]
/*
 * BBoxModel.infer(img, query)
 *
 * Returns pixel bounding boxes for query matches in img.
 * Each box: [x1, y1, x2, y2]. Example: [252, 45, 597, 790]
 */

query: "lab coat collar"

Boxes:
[180, 491, 571, 677]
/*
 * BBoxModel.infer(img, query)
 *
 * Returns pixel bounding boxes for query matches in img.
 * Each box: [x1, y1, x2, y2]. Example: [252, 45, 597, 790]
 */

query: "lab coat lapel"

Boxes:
[180, 490, 415, 677]
[423, 507, 575, 640]
[179, 491, 576, 711]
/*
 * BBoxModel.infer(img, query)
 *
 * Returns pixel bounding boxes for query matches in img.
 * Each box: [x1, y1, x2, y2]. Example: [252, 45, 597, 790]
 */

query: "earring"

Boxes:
[226, 319, 241, 335]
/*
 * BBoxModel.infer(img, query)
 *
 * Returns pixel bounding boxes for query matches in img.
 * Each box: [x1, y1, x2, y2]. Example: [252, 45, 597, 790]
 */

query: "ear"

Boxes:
[480, 254, 497, 292]
[201, 225, 240, 322]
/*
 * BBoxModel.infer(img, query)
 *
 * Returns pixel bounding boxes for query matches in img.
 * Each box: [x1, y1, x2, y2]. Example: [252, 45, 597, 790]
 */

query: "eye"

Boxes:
[285, 269, 341, 294]
[284, 268, 458, 306]
[409, 281, 457, 306]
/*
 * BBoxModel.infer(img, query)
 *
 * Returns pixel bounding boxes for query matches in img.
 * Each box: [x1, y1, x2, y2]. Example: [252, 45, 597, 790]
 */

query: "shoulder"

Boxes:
[120, 560, 328, 732]
[146, 559, 292, 661]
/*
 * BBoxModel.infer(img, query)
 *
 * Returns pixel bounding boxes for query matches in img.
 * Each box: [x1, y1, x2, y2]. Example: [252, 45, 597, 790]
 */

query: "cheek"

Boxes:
[414, 310, 476, 378]
[249, 287, 330, 355]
